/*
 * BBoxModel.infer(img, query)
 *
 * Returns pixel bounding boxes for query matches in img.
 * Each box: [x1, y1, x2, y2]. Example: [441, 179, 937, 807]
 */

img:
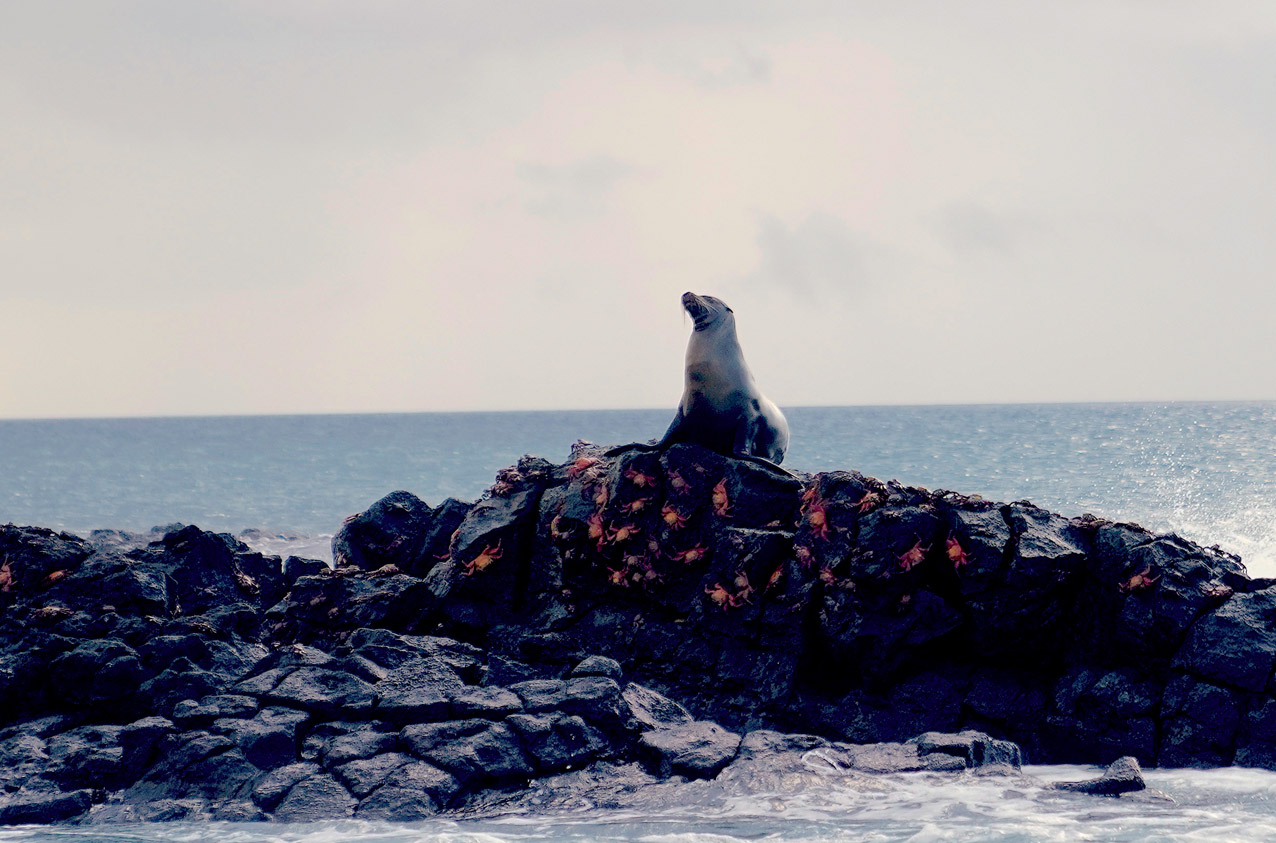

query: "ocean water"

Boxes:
[3, 401, 1276, 840]
[2, 765, 1276, 841]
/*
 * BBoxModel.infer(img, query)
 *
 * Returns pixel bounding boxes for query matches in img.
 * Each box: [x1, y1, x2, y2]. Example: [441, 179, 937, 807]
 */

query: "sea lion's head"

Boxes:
[682, 292, 734, 331]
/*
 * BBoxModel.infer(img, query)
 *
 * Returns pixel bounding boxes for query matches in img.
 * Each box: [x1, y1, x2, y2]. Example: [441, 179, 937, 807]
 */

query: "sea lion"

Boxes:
[608, 292, 792, 476]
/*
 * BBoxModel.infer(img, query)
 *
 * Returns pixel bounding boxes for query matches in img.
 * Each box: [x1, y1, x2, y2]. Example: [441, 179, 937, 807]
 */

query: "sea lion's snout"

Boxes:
[682, 292, 714, 329]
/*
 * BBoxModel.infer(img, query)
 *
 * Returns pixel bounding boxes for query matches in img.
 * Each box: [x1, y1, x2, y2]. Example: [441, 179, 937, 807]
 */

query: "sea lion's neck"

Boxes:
[684, 324, 753, 402]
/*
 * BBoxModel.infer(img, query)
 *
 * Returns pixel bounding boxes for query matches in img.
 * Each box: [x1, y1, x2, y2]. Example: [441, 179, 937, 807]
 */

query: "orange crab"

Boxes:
[592, 483, 610, 508]
[897, 539, 930, 572]
[1119, 564, 1160, 594]
[463, 540, 504, 576]
[855, 491, 882, 514]
[668, 469, 691, 496]
[567, 457, 602, 480]
[818, 566, 839, 587]
[30, 605, 72, 622]
[661, 504, 689, 530]
[766, 564, 785, 592]
[671, 544, 710, 565]
[705, 582, 734, 610]
[732, 572, 754, 605]
[0, 561, 13, 593]
[1202, 582, 1234, 600]
[803, 495, 830, 540]
[946, 535, 969, 570]
[711, 479, 733, 518]
[605, 522, 642, 545]
[489, 468, 522, 497]
[794, 545, 815, 569]
[40, 569, 68, 588]
[625, 468, 657, 488]
[587, 512, 607, 550]
[623, 497, 652, 515]
[606, 563, 631, 587]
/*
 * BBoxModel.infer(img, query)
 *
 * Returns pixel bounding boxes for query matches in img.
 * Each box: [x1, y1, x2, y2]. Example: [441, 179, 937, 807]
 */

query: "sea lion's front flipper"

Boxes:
[605, 412, 682, 457]
[733, 453, 798, 478]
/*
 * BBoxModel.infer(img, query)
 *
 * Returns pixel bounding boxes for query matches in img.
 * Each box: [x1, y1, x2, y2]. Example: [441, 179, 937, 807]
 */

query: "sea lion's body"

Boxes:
[610, 292, 791, 475]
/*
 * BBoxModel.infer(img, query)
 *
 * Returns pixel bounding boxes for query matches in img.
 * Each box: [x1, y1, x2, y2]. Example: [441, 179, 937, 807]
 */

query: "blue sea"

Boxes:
[3, 401, 1276, 840]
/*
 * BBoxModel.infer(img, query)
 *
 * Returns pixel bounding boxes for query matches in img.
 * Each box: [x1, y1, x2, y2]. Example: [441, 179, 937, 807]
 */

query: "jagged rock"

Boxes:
[373, 656, 463, 721]
[263, 667, 377, 717]
[172, 694, 259, 728]
[283, 556, 327, 582]
[1159, 676, 1241, 767]
[212, 706, 309, 770]
[507, 712, 607, 772]
[639, 720, 741, 779]
[735, 729, 827, 759]
[403, 720, 533, 786]
[0, 525, 92, 590]
[119, 716, 177, 774]
[48, 639, 148, 710]
[334, 751, 415, 798]
[304, 721, 396, 767]
[1175, 589, 1276, 692]
[0, 732, 51, 793]
[0, 787, 93, 824]
[510, 679, 569, 713]
[251, 761, 320, 812]
[331, 490, 434, 572]
[622, 683, 693, 731]
[271, 772, 356, 822]
[210, 800, 268, 821]
[452, 685, 524, 719]
[908, 730, 1022, 768]
[354, 760, 457, 818]
[1053, 755, 1146, 795]
[572, 655, 623, 681]
[45, 724, 128, 789]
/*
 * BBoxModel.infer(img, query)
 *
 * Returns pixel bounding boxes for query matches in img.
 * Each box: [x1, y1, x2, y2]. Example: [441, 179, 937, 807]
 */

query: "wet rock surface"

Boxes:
[0, 442, 1270, 823]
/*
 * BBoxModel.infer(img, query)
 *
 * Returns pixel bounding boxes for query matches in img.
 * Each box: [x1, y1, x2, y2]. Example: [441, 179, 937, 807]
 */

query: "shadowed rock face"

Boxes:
[0, 443, 1267, 823]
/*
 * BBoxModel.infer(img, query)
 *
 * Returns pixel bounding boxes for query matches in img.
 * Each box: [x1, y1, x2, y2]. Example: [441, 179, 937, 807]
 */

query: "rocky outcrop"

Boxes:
[0, 441, 1270, 823]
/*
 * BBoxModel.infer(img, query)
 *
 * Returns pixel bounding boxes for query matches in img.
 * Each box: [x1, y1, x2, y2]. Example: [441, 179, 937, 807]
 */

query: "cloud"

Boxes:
[736, 211, 889, 300]
[515, 154, 638, 219]
[639, 41, 773, 89]
[932, 201, 1029, 256]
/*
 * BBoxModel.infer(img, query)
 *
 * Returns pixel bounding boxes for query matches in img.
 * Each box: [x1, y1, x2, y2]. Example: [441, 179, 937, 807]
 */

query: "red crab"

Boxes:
[670, 544, 710, 565]
[897, 539, 930, 572]
[1119, 564, 1160, 594]
[855, 491, 882, 513]
[567, 457, 602, 480]
[463, 540, 503, 576]
[661, 504, 688, 530]
[625, 468, 656, 488]
[711, 479, 733, 518]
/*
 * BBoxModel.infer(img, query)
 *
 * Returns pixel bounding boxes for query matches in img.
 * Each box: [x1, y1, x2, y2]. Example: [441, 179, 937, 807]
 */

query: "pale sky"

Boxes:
[3, 1, 1275, 419]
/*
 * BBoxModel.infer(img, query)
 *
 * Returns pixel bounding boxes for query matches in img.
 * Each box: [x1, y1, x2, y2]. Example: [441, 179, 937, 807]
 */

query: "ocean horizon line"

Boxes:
[3, 396, 1274, 424]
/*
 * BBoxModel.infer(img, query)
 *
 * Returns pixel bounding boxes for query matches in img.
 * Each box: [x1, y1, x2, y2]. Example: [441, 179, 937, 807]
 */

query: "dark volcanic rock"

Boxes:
[264, 668, 377, 717]
[639, 720, 741, 779]
[7, 441, 1276, 825]
[908, 730, 1022, 769]
[1053, 755, 1146, 795]
[272, 772, 356, 822]
[331, 490, 434, 572]
[0, 788, 93, 825]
